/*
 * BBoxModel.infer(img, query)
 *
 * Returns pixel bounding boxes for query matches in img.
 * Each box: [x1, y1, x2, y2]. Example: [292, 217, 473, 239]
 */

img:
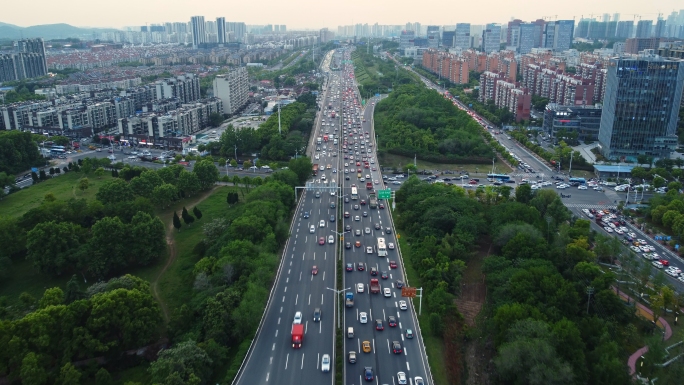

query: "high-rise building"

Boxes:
[399, 30, 415, 50]
[654, 18, 666, 38]
[543, 104, 603, 141]
[216, 17, 226, 44]
[454, 24, 471, 49]
[543, 20, 574, 52]
[212, 67, 249, 115]
[598, 57, 684, 160]
[442, 30, 455, 48]
[155, 74, 201, 104]
[635, 20, 653, 38]
[482, 23, 501, 53]
[227, 22, 247, 42]
[190, 16, 206, 48]
[0, 38, 48, 82]
[616, 21, 633, 38]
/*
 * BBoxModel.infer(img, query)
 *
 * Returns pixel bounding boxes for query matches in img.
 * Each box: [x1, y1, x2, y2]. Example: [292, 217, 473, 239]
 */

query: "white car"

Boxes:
[384, 288, 391, 297]
[397, 372, 407, 384]
[328, 235, 334, 244]
[652, 261, 664, 269]
[399, 300, 407, 310]
[665, 268, 681, 277]
[310, 225, 315, 233]
[319, 220, 325, 228]
[366, 246, 373, 254]
[679, 275, 684, 283]
[578, 185, 587, 190]
[359, 312, 368, 323]
[293, 311, 303, 324]
[357, 283, 364, 293]
[388, 243, 395, 250]
[321, 354, 330, 372]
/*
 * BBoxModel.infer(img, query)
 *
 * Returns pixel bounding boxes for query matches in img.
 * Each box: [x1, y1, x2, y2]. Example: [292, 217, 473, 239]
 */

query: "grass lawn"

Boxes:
[155, 186, 235, 319]
[379, 152, 513, 176]
[396, 230, 450, 385]
[0, 172, 113, 218]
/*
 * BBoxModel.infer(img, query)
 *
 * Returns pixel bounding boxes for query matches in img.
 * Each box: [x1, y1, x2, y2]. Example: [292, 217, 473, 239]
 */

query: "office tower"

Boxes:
[635, 20, 653, 38]
[510, 20, 544, 54]
[598, 57, 684, 160]
[441, 30, 455, 48]
[217, 17, 226, 44]
[399, 30, 415, 49]
[543, 20, 574, 51]
[454, 23, 471, 49]
[482, 23, 501, 53]
[212, 67, 249, 115]
[507, 19, 522, 47]
[190, 16, 206, 48]
[616, 21, 633, 38]
[654, 18, 666, 38]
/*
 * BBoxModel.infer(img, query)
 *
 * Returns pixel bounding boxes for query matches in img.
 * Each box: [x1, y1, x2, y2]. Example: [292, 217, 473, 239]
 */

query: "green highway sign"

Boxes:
[378, 189, 391, 200]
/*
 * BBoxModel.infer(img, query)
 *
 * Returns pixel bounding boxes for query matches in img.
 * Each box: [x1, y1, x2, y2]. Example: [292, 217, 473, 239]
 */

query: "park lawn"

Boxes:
[396, 230, 450, 385]
[379, 152, 513, 176]
[0, 171, 113, 218]
[155, 186, 235, 317]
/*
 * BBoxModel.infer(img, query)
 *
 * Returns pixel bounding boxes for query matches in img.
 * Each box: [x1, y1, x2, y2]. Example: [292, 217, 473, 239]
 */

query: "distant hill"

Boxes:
[0, 22, 119, 40]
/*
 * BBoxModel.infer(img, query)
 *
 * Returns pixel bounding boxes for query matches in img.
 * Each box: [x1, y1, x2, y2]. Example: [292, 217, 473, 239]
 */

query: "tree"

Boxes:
[193, 160, 219, 190]
[151, 183, 178, 208]
[227, 190, 239, 205]
[20, 352, 48, 385]
[148, 340, 213, 384]
[209, 112, 224, 127]
[182, 206, 195, 226]
[39, 170, 47, 180]
[65, 274, 84, 303]
[515, 184, 533, 204]
[193, 206, 203, 220]
[58, 362, 81, 385]
[94, 167, 105, 179]
[26, 221, 84, 275]
[38, 287, 64, 308]
[230, 159, 237, 167]
[31, 171, 39, 183]
[77, 177, 89, 193]
[94, 368, 113, 385]
[96, 178, 134, 204]
[288, 157, 314, 185]
[177, 171, 201, 197]
[49, 167, 55, 177]
[0, 215, 27, 260]
[173, 211, 182, 232]
[243, 160, 252, 169]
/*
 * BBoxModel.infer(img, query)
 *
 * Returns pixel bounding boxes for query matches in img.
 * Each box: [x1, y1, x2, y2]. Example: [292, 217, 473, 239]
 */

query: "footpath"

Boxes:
[613, 288, 682, 376]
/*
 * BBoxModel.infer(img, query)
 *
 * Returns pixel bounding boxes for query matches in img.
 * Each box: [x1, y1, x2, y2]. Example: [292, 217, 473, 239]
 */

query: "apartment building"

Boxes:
[212, 67, 249, 115]
[154, 74, 201, 104]
[479, 71, 531, 122]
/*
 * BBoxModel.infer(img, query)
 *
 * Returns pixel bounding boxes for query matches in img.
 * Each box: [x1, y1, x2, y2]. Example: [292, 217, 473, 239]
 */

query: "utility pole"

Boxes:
[278, 102, 281, 135]
[568, 151, 574, 176]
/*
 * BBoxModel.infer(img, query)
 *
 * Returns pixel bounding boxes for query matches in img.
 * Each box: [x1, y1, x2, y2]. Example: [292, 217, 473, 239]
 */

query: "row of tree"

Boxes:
[394, 177, 647, 384]
[0, 131, 43, 175]
[374, 84, 494, 163]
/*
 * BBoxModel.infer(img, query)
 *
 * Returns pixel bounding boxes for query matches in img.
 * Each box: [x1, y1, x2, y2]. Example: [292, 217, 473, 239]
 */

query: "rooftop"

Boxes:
[593, 164, 636, 172]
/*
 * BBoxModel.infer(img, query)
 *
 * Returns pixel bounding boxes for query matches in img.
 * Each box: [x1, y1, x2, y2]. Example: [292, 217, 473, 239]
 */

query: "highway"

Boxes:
[394, 55, 684, 289]
[339, 49, 432, 385]
[233, 49, 339, 385]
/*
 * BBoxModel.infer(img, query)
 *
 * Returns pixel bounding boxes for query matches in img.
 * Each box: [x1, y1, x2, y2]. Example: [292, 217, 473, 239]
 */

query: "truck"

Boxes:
[366, 182, 373, 190]
[369, 193, 377, 209]
[369, 279, 380, 294]
[291, 324, 304, 348]
[331, 111, 336, 118]
[324, 135, 329, 142]
[313, 164, 319, 176]
[345, 292, 354, 307]
[317, 137, 322, 145]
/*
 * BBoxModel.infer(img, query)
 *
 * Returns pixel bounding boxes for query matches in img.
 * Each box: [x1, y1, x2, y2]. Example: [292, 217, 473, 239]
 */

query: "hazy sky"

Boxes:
[2, 0, 681, 29]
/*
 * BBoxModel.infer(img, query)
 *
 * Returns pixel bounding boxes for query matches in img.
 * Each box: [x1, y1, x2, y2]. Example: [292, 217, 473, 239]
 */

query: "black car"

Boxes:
[303, 211, 310, 219]
[364, 367, 374, 381]
[381, 271, 388, 279]
[385, 227, 392, 234]
[396, 280, 404, 289]
[374, 223, 381, 230]
[370, 267, 377, 276]
[345, 224, 352, 231]
[313, 308, 321, 322]
[330, 215, 336, 222]
[388, 315, 397, 327]
[345, 176, 350, 180]
[330, 202, 336, 208]
[345, 242, 352, 249]
[392, 341, 402, 354]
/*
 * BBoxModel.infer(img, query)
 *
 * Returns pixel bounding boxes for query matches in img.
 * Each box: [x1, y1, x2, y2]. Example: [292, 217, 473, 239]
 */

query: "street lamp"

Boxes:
[326, 287, 351, 329]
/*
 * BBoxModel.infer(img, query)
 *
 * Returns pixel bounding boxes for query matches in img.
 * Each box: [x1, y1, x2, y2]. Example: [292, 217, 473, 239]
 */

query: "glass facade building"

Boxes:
[543, 103, 603, 141]
[598, 56, 684, 160]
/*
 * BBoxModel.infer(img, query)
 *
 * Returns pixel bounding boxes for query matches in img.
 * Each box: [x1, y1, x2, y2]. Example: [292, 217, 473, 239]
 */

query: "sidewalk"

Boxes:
[613, 288, 676, 376]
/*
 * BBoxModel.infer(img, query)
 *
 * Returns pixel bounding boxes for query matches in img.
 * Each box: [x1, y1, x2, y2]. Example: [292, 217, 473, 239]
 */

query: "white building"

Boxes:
[212, 67, 249, 115]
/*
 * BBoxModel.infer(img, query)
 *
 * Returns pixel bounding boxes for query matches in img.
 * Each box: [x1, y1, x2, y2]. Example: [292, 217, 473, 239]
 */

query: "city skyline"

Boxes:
[1, 0, 681, 30]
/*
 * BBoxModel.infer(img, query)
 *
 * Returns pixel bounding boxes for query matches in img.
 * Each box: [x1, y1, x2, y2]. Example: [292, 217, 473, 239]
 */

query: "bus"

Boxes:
[377, 238, 387, 257]
[487, 173, 511, 181]
[569, 177, 586, 185]
[50, 146, 66, 151]
[351, 186, 358, 200]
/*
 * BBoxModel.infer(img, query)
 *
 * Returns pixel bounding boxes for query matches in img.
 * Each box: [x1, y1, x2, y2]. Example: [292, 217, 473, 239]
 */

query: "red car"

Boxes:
[357, 263, 365, 271]
[312, 265, 318, 275]
[319, 237, 325, 245]
[389, 261, 397, 269]
[379, 203, 385, 209]
[388, 316, 397, 327]
[375, 320, 384, 331]
[660, 259, 670, 266]
[360, 200, 366, 205]
[346, 263, 353, 271]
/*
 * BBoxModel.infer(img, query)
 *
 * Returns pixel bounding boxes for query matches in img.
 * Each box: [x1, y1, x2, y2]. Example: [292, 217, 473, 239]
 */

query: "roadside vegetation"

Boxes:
[374, 84, 494, 164]
[392, 177, 680, 384]
[351, 49, 418, 95]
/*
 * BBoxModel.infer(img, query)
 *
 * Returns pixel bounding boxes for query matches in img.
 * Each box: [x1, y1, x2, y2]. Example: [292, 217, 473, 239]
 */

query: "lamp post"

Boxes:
[326, 287, 351, 329]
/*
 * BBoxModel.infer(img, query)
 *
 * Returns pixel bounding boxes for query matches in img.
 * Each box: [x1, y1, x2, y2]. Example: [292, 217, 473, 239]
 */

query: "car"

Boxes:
[346, 263, 353, 271]
[360, 199, 366, 205]
[364, 367, 374, 381]
[360, 312, 368, 324]
[310, 225, 315, 233]
[370, 267, 377, 276]
[319, 237, 325, 245]
[345, 197, 350, 203]
[355, 229, 362, 236]
[405, 329, 414, 339]
[355, 216, 360, 222]
[303, 211, 310, 219]
[348, 351, 357, 364]
[374, 223, 381, 230]
[345, 241, 352, 249]
[386, 227, 392, 234]
[315, 191, 321, 198]
[389, 261, 397, 269]
[344, 211, 350, 218]
[321, 354, 330, 372]
[320, 220, 325, 228]
[397, 371, 407, 384]
[294, 311, 302, 324]
[355, 241, 362, 248]
[396, 280, 404, 288]
[366, 246, 373, 254]
[312, 266, 318, 275]
[384, 288, 391, 297]
[379, 203, 385, 209]
[357, 283, 364, 293]
[362, 211, 368, 217]
[330, 202, 336, 208]
[392, 341, 402, 354]
[314, 308, 322, 322]
[364, 227, 371, 234]
[375, 319, 384, 330]
[388, 242, 395, 250]
[399, 300, 408, 310]
[414, 376, 425, 385]
[388, 315, 397, 327]
[381, 271, 388, 279]
[345, 224, 352, 231]
[652, 261, 664, 269]
[353, 204, 360, 210]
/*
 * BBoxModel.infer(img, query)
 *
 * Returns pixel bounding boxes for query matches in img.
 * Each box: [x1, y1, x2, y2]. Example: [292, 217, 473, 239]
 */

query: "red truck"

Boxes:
[292, 324, 304, 348]
[324, 135, 329, 142]
[369, 279, 380, 294]
[366, 182, 373, 190]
